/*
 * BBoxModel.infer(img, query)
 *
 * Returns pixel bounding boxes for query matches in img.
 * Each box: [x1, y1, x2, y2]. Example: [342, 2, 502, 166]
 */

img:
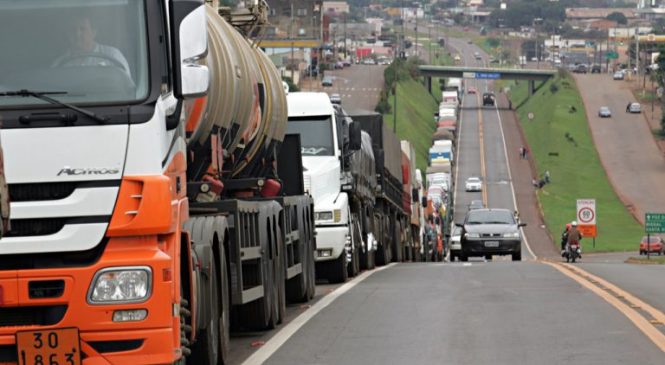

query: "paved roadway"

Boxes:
[449, 37, 528, 261]
[226, 32, 665, 365]
[306, 64, 387, 113]
[260, 262, 664, 365]
[573, 73, 665, 224]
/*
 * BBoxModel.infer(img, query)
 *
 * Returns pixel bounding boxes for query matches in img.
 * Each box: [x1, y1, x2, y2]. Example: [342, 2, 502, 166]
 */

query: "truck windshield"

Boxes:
[287, 116, 335, 156]
[0, 0, 149, 107]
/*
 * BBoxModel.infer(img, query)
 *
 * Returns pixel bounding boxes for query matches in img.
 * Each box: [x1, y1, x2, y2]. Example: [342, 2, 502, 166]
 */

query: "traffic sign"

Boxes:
[475, 72, 501, 80]
[606, 51, 618, 60]
[645, 213, 665, 233]
[462, 72, 476, 79]
[577, 199, 596, 224]
[577, 199, 597, 238]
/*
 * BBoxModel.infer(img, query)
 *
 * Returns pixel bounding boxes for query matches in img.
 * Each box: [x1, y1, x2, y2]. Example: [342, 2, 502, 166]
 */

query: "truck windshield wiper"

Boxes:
[0, 89, 109, 123]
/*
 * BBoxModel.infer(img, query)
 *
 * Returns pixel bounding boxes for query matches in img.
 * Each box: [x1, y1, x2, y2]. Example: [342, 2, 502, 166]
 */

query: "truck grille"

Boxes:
[0, 305, 67, 327]
[8, 180, 120, 202]
[4, 216, 108, 238]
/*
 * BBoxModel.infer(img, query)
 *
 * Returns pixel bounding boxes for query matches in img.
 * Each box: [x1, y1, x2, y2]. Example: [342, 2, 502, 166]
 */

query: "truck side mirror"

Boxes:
[171, 0, 209, 99]
[349, 122, 362, 151]
[421, 196, 427, 206]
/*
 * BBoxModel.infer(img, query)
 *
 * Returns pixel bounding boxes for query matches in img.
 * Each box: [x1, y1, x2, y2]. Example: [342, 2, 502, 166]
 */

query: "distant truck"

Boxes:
[445, 78, 464, 99]
[429, 140, 454, 162]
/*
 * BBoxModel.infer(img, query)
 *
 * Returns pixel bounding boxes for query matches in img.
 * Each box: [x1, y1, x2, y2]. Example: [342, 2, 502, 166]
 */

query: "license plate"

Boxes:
[16, 328, 81, 365]
[484, 241, 500, 247]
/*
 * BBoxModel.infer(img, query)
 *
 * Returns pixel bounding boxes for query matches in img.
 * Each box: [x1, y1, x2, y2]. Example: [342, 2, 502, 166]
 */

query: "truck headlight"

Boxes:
[88, 267, 152, 304]
[465, 232, 480, 238]
[503, 232, 520, 238]
[316, 211, 333, 221]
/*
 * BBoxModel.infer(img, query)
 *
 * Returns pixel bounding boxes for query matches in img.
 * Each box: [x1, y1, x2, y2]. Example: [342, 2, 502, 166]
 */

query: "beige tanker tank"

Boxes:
[186, 5, 287, 178]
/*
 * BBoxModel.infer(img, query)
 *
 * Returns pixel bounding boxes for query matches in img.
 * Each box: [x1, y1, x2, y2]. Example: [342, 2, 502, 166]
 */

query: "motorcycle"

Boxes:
[564, 242, 581, 263]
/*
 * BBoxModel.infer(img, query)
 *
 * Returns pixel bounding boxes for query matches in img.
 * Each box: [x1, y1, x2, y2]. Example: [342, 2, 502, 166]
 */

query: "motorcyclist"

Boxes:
[560, 223, 571, 256]
[566, 221, 583, 258]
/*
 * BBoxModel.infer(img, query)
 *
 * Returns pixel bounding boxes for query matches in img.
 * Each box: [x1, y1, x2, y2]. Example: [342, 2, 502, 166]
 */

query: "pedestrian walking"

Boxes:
[519, 146, 524, 159]
[544, 170, 550, 183]
[524, 147, 529, 160]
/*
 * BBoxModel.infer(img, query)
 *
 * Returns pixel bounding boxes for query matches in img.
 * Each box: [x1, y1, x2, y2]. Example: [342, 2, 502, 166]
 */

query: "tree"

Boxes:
[606, 12, 627, 25]
[486, 37, 501, 48]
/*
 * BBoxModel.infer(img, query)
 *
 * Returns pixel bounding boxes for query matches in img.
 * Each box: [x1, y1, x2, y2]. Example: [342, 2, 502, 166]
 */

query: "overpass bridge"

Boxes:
[418, 66, 557, 95]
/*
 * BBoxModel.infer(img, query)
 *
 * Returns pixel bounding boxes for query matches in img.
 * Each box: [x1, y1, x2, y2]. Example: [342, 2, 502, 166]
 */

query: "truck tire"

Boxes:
[392, 221, 403, 263]
[512, 250, 522, 261]
[329, 253, 348, 283]
[274, 227, 286, 324]
[348, 247, 359, 278]
[190, 259, 221, 365]
[376, 241, 390, 266]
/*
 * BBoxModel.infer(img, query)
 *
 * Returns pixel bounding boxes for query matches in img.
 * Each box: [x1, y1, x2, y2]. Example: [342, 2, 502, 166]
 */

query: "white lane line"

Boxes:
[240, 263, 397, 365]
[493, 100, 537, 260]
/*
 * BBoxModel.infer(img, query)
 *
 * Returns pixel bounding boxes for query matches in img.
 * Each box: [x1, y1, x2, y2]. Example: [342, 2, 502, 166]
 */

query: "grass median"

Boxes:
[503, 74, 644, 253]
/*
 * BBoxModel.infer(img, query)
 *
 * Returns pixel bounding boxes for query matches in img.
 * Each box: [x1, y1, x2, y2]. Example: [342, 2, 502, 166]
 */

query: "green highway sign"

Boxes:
[645, 213, 665, 233]
[606, 51, 618, 60]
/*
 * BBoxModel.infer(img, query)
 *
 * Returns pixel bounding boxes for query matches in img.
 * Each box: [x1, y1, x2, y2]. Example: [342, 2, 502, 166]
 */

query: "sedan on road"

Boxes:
[321, 76, 333, 87]
[329, 93, 341, 105]
[613, 71, 624, 80]
[467, 86, 477, 94]
[598, 106, 611, 118]
[457, 208, 526, 261]
[628, 102, 641, 113]
[639, 236, 664, 255]
[465, 177, 482, 192]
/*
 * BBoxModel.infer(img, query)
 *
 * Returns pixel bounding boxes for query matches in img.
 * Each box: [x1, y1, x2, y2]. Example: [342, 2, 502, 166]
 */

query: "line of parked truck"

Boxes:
[422, 78, 463, 260]
[0, 2, 423, 365]
[286, 92, 425, 282]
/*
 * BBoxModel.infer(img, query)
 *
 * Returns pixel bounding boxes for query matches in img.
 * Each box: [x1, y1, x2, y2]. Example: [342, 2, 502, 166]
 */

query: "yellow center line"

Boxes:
[476, 92, 488, 206]
[543, 260, 665, 353]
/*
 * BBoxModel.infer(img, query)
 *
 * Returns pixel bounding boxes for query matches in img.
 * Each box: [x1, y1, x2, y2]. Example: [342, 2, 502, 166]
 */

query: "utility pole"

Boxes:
[636, 27, 640, 82]
[428, 25, 432, 63]
[415, 8, 419, 59]
[343, 12, 347, 63]
[290, 1, 294, 81]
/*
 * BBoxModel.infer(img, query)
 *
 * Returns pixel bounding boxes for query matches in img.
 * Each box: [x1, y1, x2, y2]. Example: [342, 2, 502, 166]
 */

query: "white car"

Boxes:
[465, 177, 482, 192]
[449, 225, 462, 262]
[628, 102, 641, 113]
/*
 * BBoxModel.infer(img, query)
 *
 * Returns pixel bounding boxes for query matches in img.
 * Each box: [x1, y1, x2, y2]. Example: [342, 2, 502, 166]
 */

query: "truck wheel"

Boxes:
[376, 242, 389, 266]
[450, 252, 456, 262]
[460, 254, 468, 262]
[330, 253, 349, 283]
[274, 229, 286, 324]
[512, 251, 522, 261]
[190, 259, 221, 365]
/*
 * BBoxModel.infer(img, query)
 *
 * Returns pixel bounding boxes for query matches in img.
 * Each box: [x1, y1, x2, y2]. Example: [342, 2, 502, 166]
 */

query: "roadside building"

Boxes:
[322, 1, 349, 14]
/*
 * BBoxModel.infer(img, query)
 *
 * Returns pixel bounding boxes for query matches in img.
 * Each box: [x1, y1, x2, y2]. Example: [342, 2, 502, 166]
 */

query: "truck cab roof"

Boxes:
[287, 92, 335, 117]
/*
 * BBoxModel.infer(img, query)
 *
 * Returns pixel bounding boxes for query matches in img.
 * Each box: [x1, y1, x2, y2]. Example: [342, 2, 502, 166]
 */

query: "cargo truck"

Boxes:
[286, 93, 377, 283]
[401, 141, 421, 260]
[0, 2, 316, 364]
[350, 112, 410, 264]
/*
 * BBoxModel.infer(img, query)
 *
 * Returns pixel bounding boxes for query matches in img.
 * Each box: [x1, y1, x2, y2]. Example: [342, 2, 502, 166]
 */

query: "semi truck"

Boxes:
[401, 141, 421, 261]
[349, 111, 410, 264]
[0, 2, 315, 364]
[286, 92, 377, 283]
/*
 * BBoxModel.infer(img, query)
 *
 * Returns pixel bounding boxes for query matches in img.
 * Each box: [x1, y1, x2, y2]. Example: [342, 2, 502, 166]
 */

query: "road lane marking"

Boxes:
[544, 261, 665, 353]
[560, 263, 665, 325]
[492, 96, 537, 260]
[240, 263, 397, 365]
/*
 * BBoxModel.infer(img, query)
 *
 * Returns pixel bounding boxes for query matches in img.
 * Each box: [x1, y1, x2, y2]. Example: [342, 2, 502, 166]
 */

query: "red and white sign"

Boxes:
[577, 199, 597, 237]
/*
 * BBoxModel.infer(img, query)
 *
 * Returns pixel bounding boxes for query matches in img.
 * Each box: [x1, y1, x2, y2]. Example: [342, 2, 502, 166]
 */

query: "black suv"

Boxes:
[591, 64, 601, 73]
[572, 64, 588, 74]
[457, 208, 526, 261]
[482, 92, 495, 106]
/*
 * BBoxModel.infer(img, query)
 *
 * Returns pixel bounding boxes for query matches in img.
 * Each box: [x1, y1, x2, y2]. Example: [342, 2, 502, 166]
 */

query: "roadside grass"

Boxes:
[626, 256, 665, 265]
[383, 78, 437, 175]
[503, 75, 644, 252]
